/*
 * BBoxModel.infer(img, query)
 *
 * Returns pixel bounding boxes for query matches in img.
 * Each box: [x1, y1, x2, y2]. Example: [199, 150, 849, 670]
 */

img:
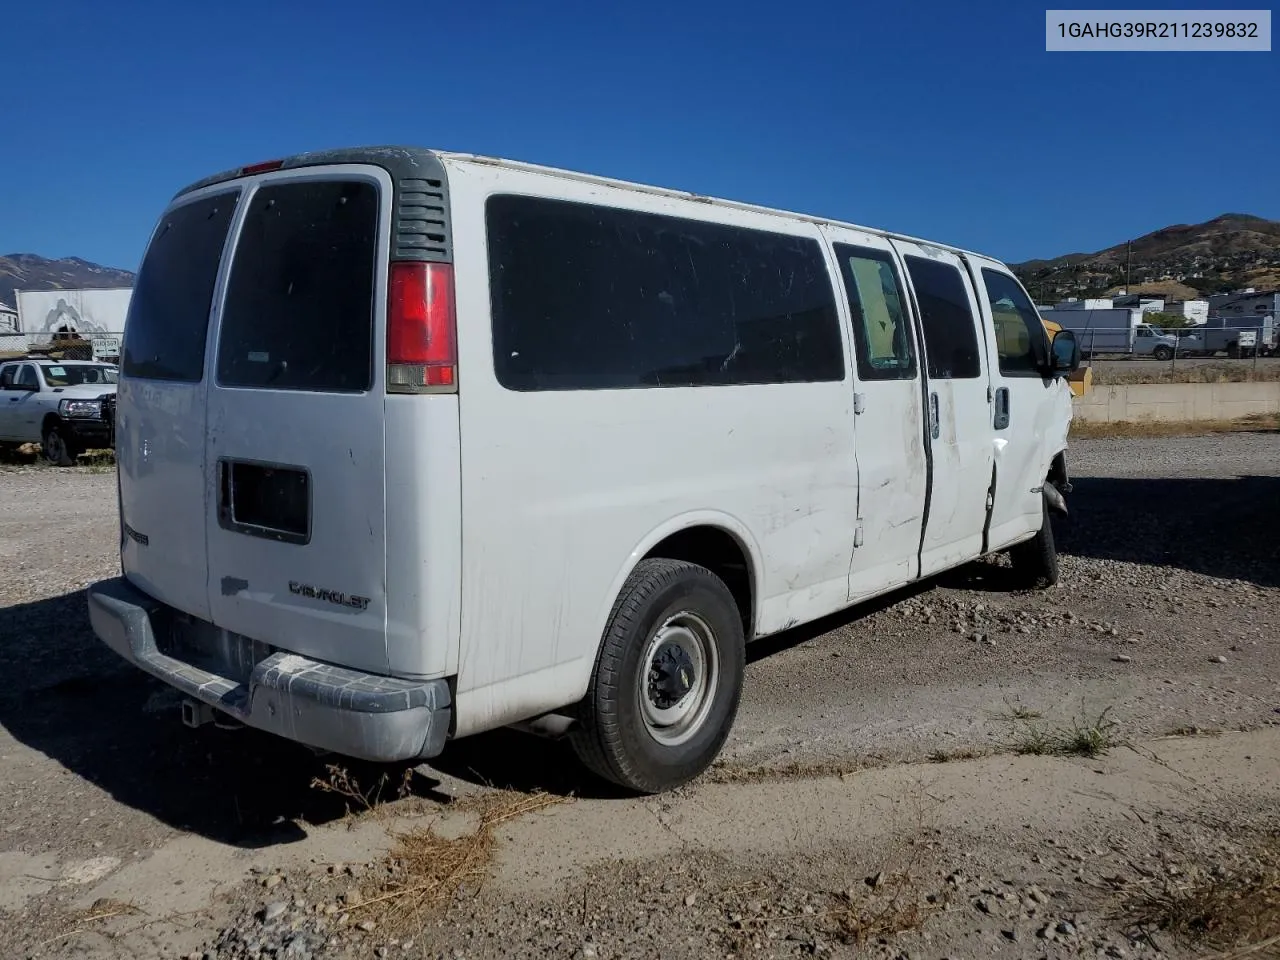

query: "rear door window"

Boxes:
[217, 179, 379, 393]
[0, 365, 14, 389]
[123, 192, 239, 382]
[904, 256, 982, 380]
[833, 244, 916, 380]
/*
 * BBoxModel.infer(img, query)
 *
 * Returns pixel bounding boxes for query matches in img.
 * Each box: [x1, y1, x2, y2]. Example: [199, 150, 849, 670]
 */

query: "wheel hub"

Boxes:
[647, 641, 696, 710]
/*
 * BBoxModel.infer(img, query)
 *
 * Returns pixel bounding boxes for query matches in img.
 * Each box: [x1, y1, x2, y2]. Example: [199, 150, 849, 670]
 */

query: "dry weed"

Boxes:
[1123, 835, 1280, 957]
[308, 763, 416, 818]
[36, 898, 142, 948]
[348, 791, 565, 934]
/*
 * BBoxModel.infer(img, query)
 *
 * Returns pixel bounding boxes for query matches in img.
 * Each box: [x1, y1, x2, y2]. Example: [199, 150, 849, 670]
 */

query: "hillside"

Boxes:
[0, 254, 135, 311]
[1013, 213, 1280, 302]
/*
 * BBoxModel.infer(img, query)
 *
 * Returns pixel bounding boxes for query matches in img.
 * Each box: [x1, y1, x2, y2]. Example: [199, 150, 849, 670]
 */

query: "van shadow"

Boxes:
[0, 590, 472, 849]
[5, 474, 1276, 839]
[1055, 473, 1280, 587]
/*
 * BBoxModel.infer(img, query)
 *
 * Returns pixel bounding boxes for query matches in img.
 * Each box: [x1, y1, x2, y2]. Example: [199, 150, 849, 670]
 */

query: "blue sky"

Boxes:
[2, 0, 1276, 270]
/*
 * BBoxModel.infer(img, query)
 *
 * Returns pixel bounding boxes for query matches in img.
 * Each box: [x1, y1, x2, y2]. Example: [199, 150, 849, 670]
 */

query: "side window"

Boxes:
[17, 365, 39, 389]
[833, 244, 916, 380]
[903, 256, 982, 379]
[124, 192, 239, 382]
[980, 268, 1047, 376]
[0, 365, 14, 389]
[486, 195, 844, 391]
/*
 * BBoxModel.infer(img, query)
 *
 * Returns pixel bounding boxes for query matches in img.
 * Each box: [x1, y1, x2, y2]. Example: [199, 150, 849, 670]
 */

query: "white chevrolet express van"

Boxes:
[88, 146, 1080, 793]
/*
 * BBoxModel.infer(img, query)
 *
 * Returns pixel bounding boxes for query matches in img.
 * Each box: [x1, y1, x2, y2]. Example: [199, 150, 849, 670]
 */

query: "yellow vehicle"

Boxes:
[1041, 316, 1091, 396]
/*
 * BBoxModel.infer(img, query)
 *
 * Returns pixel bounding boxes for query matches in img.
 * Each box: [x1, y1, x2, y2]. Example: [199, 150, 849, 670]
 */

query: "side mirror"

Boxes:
[1049, 329, 1081, 375]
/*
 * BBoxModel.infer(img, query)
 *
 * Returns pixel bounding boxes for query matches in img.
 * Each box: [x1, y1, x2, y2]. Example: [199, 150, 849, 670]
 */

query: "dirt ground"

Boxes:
[1, 432, 1278, 960]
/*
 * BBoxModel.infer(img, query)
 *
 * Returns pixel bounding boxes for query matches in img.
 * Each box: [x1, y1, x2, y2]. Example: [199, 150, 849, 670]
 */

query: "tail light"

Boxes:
[387, 261, 457, 393]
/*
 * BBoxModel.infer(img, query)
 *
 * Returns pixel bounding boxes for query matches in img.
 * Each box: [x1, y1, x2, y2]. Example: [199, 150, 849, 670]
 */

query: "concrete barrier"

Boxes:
[1072, 381, 1280, 422]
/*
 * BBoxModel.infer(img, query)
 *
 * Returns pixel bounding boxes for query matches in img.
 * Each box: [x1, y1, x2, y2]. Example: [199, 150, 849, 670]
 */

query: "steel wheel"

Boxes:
[638, 611, 719, 747]
[43, 427, 72, 466]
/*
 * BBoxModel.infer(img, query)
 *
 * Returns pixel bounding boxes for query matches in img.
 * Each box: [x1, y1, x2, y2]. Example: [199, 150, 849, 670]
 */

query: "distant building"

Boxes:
[1112, 294, 1166, 314]
[0, 300, 17, 333]
[1209, 289, 1280, 320]
[1162, 300, 1210, 324]
[1053, 298, 1113, 310]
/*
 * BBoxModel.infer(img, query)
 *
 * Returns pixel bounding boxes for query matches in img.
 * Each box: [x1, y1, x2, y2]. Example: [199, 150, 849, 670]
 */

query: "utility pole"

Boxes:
[1125, 240, 1133, 292]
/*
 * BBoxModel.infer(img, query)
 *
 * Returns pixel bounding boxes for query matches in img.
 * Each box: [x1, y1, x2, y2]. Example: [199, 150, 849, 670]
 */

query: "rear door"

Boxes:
[891, 240, 995, 578]
[118, 189, 241, 620]
[204, 167, 392, 676]
[821, 226, 928, 599]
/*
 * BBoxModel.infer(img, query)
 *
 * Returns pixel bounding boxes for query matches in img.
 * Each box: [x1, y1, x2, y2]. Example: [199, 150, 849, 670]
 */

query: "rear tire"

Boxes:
[570, 558, 746, 794]
[1008, 497, 1059, 589]
[42, 424, 77, 467]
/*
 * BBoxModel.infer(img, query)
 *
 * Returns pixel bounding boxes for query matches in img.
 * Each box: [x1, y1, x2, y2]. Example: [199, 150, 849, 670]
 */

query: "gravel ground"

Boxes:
[1, 432, 1278, 960]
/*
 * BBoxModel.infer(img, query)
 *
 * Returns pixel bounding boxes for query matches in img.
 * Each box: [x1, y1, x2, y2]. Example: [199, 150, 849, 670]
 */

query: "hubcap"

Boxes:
[639, 612, 719, 747]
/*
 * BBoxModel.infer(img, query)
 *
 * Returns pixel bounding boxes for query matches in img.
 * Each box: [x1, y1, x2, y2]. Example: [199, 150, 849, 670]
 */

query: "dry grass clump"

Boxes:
[348, 791, 565, 933]
[1123, 835, 1280, 958]
[1092, 363, 1280, 386]
[827, 871, 944, 945]
[1069, 413, 1280, 439]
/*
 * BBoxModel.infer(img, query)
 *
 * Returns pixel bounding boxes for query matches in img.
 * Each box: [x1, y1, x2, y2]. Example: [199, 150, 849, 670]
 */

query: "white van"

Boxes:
[88, 147, 1081, 794]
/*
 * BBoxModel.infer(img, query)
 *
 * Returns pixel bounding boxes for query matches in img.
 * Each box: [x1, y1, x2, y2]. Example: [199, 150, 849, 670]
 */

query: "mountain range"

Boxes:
[0, 254, 135, 311]
[1012, 213, 1280, 302]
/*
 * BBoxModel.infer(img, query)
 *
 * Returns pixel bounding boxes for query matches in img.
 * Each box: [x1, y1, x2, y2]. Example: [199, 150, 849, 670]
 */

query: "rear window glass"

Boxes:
[41, 364, 118, 386]
[487, 194, 844, 391]
[123, 192, 239, 382]
[217, 180, 378, 392]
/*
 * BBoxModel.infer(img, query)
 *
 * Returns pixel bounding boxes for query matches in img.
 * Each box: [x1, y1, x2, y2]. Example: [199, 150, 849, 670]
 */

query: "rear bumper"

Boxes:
[86, 577, 452, 762]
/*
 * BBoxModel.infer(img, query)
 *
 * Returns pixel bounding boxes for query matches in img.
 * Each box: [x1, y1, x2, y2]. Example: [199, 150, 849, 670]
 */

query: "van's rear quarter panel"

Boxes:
[444, 160, 858, 736]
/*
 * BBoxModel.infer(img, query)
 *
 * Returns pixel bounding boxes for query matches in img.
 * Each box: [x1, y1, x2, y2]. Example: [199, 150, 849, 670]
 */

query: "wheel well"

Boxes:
[1048, 451, 1068, 491]
[643, 526, 754, 636]
[41, 413, 62, 435]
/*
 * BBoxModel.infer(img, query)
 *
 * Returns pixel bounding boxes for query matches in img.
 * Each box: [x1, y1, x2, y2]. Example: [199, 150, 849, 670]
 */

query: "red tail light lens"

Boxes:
[387, 261, 457, 392]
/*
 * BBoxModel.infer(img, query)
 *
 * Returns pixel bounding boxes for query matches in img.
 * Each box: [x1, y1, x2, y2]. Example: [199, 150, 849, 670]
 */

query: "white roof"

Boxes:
[438, 151, 1003, 265]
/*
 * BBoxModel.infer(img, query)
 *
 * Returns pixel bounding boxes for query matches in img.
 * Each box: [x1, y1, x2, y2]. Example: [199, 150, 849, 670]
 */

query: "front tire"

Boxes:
[571, 558, 746, 794]
[42, 424, 77, 467]
[1008, 497, 1059, 589]
[1153, 345, 1173, 361]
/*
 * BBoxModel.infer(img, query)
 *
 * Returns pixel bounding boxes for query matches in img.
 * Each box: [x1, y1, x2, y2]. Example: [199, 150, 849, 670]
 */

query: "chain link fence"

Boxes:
[0, 331, 124, 363]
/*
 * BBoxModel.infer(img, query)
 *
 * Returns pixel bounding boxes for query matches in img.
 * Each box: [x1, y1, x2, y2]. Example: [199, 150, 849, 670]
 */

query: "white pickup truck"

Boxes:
[0, 358, 118, 464]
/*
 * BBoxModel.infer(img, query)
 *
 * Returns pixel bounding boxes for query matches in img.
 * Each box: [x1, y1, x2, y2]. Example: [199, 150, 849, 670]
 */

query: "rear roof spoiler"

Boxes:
[174, 146, 453, 264]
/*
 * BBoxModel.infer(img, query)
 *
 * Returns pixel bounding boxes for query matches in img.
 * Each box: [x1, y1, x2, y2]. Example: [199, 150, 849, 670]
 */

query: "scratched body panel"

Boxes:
[446, 161, 859, 735]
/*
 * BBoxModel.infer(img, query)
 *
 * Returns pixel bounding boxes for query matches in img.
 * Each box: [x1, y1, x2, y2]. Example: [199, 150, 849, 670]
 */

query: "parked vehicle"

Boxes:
[1042, 310, 1179, 361]
[87, 146, 1081, 793]
[1176, 316, 1274, 358]
[0, 358, 117, 464]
